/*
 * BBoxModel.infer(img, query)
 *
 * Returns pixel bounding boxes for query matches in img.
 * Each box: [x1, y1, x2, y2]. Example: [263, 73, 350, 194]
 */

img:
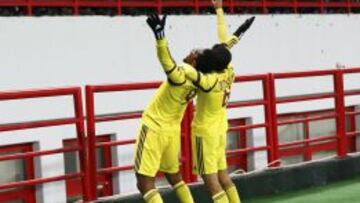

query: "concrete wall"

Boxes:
[0, 14, 360, 201]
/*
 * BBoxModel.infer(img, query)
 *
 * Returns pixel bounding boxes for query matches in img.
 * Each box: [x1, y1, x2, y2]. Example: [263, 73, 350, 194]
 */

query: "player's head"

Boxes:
[194, 49, 219, 74]
[183, 48, 213, 73]
[183, 44, 231, 74]
[211, 43, 232, 72]
[183, 48, 203, 68]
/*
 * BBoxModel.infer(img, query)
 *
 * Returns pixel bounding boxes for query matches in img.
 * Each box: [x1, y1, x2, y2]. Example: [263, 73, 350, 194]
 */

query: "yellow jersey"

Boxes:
[142, 39, 196, 133]
[191, 67, 234, 136]
[187, 8, 238, 136]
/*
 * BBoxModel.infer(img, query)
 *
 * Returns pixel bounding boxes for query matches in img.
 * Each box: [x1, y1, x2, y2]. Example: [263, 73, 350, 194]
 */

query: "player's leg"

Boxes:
[193, 135, 229, 203]
[136, 173, 163, 203]
[161, 131, 194, 203]
[217, 133, 241, 203]
[202, 173, 229, 203]
[165, 172, 194, 203]
[218, 170, 240, 203]
[134, 124, 163, 203]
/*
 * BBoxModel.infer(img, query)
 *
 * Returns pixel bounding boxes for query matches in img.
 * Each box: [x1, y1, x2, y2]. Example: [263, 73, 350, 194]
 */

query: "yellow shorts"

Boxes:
[134, 124, 180, 177]
[192, 131, 227, 175]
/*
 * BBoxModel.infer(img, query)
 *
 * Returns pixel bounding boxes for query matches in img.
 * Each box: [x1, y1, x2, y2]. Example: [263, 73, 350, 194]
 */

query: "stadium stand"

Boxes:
[0, 0, 359, 16]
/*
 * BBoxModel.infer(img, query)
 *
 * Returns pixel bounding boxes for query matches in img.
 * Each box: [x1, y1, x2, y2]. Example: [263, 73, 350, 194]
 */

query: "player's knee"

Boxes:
[165, 172, 182, 186]
[136, 173, 155, 194]
[136, 181, 142, 192]
[202, 173, 223, 195]
[137, 181, 154, 194]
[136, 177, 145, 192]
[218, 170, 233, 189]
[219, 177, 233, 189]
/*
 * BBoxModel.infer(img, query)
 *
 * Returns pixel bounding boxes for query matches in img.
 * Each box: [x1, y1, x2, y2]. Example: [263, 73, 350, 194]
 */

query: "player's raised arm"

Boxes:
[212, 0, 256, 49]
[146, 13, 186, 85]
[225, 16, 256, 49]
[213, 0, 229, 43]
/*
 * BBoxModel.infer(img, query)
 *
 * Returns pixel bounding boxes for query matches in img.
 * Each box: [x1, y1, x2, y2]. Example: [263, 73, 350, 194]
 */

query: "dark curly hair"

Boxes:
[195, 43, 231, 74]
[195, 49, 218, 74]
[212, 43, 232, 71]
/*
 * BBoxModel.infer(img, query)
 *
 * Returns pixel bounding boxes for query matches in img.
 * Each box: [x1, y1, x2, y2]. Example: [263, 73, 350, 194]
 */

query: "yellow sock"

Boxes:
[225, 185, 241, 203]
[212, 191, 229, 203]
[143, 189, 163, 203]
[173, 181, 195, 203]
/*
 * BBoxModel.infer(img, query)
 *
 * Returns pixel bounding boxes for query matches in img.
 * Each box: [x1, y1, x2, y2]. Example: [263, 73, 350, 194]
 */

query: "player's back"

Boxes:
[192, 67, 234, 136]
[141, 38, 197, 133]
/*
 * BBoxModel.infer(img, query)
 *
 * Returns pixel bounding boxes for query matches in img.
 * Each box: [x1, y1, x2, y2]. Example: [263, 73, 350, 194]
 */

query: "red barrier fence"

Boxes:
[85, 67, 360, 200]
[0, 87, 90, 201]
[1, 67, 360, 202]
[85, 82, 162, 200]
[0, 0, 359, 15]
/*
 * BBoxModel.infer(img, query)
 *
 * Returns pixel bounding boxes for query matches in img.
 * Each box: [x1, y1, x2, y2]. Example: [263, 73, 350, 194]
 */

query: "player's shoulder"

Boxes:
[167, 78, 196, 89]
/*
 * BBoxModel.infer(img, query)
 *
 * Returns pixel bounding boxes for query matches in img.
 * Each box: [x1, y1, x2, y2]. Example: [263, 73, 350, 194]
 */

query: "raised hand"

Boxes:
[212, 0, 222, 9]
[146, 13, 167, 40]
[233, 16, 256, 38]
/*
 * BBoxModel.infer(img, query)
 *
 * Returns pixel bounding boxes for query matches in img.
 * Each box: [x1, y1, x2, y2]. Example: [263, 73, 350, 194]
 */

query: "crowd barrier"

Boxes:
[0, 67, 359, 201]
[0, 0, 359, 15]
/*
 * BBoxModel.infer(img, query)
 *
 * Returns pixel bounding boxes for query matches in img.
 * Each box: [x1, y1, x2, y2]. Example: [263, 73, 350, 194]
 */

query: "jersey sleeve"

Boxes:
[216, 8, 240, 49]
[183, 64, 218, 92]
[216, 8, 239, 72]
[156, 39, 186, 85]
[216, 8, 228, 43]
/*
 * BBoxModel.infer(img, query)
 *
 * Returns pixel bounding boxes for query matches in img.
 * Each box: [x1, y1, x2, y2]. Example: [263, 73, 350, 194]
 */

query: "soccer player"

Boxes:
[133, 14, 197, 203]
[184, 0, 256, 202]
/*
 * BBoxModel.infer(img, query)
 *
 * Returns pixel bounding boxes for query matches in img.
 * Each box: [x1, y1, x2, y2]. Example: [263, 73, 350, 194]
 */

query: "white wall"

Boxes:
[0, 14, 360, 201]
[1, 14, 360, 90]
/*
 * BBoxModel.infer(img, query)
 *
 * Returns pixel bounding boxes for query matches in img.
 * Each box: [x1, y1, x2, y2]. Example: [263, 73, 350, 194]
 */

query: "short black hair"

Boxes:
[212, 43, 232, 72]
[194, 44, 232, 74]
[195, 49, 218, 74]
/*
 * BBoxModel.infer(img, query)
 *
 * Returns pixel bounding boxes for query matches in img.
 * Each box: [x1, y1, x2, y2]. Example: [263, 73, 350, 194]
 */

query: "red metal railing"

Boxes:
[226, 74, 277, 167]
[0, 87, 89, 201]
[272, 69, 345, 161]
[343, 68, 360, 145]
[1, 67, 360, 201]
[85, 82, 164, 200]
[85, 67, 360, 200]
[84, 74, 278, 200]
[0, 0, 359, 15]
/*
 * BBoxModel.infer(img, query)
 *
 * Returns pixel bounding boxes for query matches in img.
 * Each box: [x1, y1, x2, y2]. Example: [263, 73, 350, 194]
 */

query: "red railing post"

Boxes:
[73, 88, 90, 202]
[229, 0, 235, 14]
[157, 0, 162, 14]
[263, 75, 274, 165]
[293, 0, 298, 14]
[74, 0, 79, 15]
[194, 0, 199, 14]
[320, 0, 325, 14]
[117, 0, 122, 15]
[334, 70, 347, 157]
[346, 0, 351, 13]
[85, 86, 98, 201]
[181, 103, 196, 183]
[267, 73, 280, 167]
[262, 0, 268, 14]
[27, 0, 33, 16]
